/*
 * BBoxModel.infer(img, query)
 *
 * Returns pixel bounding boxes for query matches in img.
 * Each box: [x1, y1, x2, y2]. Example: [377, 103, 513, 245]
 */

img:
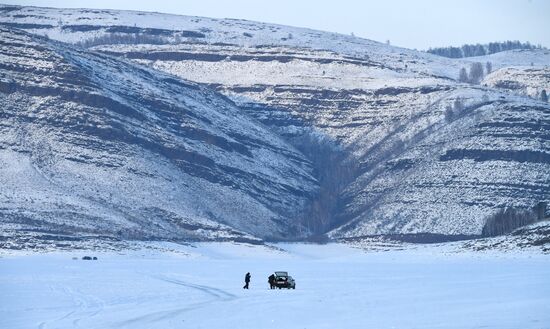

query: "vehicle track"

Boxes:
[36, 284, 105, 329]
[116, 274, 237, 327]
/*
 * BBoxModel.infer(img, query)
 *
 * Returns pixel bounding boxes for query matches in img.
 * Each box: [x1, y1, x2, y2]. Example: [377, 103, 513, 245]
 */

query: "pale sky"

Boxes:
[3, 0, 549, 49]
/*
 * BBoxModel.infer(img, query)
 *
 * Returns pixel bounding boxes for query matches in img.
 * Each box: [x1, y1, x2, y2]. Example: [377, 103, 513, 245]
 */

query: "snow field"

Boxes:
[1, 242, 549, 329]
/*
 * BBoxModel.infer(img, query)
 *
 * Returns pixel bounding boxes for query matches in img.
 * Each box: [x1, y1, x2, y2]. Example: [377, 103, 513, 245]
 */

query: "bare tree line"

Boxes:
[458, 61, 493, 84]
[482, 206, 542, 237]
[428, 41, 544, 58]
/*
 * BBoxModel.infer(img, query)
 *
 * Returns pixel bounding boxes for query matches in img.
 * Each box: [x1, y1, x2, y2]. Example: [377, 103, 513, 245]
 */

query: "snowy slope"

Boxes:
[483, 66, 550, 99]
[462, 220, 550, 252]
[331, 91, 550, 237]
[0, 27, 319, 242]
[1, 4, 549, 240]
[466, 49, 550, 70]
[2, 5, 550, 78]
[0, 4, 459, 78]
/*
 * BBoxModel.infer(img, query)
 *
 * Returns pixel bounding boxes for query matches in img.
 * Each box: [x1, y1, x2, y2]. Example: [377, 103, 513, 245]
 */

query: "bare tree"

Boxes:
[468, 62, 484, 84]
[458, 67, 468, 83]
[453, 97, 464, 112]
[485, 61, 492, 74]
[444, 97, 465, 122]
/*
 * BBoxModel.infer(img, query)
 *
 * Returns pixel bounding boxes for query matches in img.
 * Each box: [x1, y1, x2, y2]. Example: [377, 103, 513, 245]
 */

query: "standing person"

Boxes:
[268, 274, 275, 289]
[243, 272, 251, 289]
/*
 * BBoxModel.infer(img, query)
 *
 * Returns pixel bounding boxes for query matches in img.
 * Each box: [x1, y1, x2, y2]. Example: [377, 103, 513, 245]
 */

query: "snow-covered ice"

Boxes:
[1, 242, 549, 329]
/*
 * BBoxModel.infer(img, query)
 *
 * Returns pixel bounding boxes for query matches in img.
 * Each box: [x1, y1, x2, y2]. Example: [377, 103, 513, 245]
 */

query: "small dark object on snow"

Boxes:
[82, 256, 92, 260]
[93, 257, 98, 260]
[243, 272, 251, 289]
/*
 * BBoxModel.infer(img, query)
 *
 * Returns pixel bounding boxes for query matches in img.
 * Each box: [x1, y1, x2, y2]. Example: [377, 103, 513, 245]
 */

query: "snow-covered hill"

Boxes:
[483, 66, 550, 99]
[0, 4, 456, 78]
[0, 27, 319, 243]
[2, 5, 550, 78]
[461, 220, 550, 252]
[468, 49, 550, 71]
[1, 4, 549, 242]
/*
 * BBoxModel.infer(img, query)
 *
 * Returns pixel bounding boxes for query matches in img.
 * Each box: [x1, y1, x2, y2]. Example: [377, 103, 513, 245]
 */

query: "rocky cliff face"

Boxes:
[1, 5, 549, 241]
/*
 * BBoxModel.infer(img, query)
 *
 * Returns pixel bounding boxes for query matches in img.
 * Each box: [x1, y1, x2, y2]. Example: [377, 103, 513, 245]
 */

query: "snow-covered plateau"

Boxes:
[1, 242, 549, 329]
[0, 4, 549, 243]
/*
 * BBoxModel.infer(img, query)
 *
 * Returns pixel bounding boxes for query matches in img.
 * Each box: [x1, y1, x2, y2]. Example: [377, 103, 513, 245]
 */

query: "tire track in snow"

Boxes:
[69, 286, 105, 328]
[117, 274, 237, 327]
[36, 284, 105, 329]
[153, 275, 236, 300]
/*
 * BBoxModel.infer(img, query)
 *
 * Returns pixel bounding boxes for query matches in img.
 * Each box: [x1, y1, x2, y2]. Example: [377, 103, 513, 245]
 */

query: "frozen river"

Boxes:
[1, 242, 549, 329]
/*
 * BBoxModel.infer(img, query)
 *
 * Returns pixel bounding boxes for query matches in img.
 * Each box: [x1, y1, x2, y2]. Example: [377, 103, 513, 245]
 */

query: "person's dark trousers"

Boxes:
[243, 282, 249, 289]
